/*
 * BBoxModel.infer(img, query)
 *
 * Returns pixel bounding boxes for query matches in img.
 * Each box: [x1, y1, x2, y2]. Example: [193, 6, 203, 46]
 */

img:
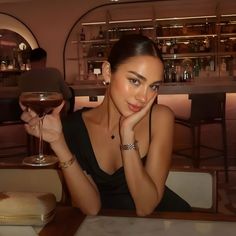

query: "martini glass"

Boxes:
[19, 92, 63, 166]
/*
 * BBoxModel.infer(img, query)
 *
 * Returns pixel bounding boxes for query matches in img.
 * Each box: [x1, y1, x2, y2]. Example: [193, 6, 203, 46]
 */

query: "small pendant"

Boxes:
[111, 135, 115, 139]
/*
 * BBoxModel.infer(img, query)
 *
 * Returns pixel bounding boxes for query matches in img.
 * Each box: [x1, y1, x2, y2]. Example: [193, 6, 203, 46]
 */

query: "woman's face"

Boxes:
[109, 55, 163, 117]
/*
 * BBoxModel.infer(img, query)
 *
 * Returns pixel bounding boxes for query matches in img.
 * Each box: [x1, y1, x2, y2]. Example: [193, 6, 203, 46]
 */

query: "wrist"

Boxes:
[50, 134, 68, 154]
[120, 140, 138, 151]
[120, 130, 135, 143]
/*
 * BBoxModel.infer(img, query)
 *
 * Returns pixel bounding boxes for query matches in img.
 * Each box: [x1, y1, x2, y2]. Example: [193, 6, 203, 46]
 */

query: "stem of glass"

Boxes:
[37, 115, 45, 163]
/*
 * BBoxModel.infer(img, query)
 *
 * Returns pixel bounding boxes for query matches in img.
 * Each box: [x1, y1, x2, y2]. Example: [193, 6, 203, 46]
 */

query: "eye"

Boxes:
[128, 78, 140, 86]
[150, 84, 160, 92]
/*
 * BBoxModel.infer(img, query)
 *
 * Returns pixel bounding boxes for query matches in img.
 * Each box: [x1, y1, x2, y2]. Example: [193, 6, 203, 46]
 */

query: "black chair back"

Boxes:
[0, 98, 22, 123]
[189, 93, 226, 123]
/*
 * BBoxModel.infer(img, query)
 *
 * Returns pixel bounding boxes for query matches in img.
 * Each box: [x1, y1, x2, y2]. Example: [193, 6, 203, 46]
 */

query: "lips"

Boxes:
[128, 103, 142, 112]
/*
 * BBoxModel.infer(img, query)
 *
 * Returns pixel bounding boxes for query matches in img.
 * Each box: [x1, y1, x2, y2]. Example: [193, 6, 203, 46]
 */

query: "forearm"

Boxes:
[121, 145, 160, 216]
[50, 136, 101, 215]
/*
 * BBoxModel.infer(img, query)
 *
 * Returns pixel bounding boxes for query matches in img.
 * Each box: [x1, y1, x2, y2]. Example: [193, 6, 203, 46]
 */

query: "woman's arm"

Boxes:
[120, 103, 174, 216]
[20, 104, 101, 215]
[50, 135, 101, 215]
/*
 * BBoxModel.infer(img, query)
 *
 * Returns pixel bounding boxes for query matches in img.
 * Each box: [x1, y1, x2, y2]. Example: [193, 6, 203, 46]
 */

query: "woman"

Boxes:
[21, 34, 191, 216]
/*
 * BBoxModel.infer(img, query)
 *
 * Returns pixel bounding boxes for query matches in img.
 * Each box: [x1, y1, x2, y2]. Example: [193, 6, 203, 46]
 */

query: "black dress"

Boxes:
[62, 109, 191, 212]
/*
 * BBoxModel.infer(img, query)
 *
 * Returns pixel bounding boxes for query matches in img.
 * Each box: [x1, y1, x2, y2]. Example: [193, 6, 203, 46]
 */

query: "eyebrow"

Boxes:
[128, 71, 147, 81]
[128, 70, 162, 85]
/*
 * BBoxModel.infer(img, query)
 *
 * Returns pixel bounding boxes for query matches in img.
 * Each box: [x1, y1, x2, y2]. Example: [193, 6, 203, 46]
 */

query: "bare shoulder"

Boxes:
[151, 103, 174, 122]
[149, 104, 175, 140]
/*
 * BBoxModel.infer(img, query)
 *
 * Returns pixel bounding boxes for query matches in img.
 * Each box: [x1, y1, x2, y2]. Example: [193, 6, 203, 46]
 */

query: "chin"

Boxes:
[122, 110, 135, 117]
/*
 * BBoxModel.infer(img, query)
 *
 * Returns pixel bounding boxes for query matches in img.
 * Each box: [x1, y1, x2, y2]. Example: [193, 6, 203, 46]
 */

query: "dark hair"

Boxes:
[108, 34, 163, 73]
[30, 47, 47, 62]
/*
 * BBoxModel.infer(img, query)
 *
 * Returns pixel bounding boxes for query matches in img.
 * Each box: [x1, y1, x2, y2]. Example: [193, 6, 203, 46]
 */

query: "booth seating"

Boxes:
[0, 168, 67, 203]
[166, 169, 217, 212]
[0, 168, 217, 212]
[174, 93, 228, 182]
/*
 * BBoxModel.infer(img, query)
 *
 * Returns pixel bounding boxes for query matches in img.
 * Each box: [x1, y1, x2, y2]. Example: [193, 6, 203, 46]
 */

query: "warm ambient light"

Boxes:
[156, 15, 216, 21]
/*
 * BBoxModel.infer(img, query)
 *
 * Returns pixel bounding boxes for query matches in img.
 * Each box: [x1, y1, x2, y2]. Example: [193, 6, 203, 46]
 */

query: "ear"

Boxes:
[102, 61, 111, 84]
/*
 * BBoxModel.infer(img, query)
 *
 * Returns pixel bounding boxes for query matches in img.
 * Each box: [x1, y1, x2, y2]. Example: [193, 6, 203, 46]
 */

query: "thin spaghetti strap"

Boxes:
[148, 102, 155, 144]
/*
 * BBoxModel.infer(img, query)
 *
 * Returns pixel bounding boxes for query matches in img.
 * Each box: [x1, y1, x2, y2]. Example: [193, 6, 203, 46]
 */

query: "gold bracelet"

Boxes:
[59, 156, 76, 169]
[120, 140, 138, 151]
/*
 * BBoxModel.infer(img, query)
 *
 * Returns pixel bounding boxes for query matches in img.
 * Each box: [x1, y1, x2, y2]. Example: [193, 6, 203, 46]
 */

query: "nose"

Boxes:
[135, 87, 148, 103]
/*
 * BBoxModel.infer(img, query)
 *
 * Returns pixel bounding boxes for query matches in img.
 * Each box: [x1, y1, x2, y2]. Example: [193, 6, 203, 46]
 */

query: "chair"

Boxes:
[174, 93, 228, 181]
[0, 97, 32, 157]
[166, 168, 217, 212]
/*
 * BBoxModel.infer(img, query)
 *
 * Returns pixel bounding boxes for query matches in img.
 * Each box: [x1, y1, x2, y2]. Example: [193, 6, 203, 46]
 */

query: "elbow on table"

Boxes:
[136, 205, 156, 217]
[79, 206, 101, 216]
[73, 203, 101, 216]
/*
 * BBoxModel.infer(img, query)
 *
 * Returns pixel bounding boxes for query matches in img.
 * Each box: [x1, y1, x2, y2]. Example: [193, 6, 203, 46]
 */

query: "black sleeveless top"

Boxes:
[62, 108, 191, 212]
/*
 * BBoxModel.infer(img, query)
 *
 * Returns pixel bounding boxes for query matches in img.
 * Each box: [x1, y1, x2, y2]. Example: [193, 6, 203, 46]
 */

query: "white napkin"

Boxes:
[0, 226, 38, 236]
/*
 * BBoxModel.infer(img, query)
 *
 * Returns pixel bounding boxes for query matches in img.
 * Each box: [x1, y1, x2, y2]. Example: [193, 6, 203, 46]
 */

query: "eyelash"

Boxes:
[128, 78, 159, 92]
[128, 78, 140, 86]
[150, 84, 159, 92]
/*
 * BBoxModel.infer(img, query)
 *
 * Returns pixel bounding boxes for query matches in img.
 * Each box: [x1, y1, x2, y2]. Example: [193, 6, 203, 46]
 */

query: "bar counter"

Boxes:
[1, 78, 236, 98]
[72, 78, 236, 96]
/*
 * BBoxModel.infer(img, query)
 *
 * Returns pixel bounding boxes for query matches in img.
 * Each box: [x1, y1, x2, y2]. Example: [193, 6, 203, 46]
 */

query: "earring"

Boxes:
[102, 80, 110, 86]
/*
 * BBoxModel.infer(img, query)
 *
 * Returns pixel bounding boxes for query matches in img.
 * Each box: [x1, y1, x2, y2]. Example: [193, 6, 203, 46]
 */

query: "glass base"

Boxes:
[23, 155, 58, 167]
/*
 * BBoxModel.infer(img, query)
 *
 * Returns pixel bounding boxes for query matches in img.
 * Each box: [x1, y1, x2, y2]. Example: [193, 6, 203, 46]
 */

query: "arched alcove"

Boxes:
[64, 0, 236, 84]
[0, 12, 39, 49]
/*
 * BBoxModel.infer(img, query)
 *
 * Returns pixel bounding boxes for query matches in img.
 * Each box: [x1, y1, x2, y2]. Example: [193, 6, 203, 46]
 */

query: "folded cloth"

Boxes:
[0, 226, 38, 236]
[0, 192, 56, 226]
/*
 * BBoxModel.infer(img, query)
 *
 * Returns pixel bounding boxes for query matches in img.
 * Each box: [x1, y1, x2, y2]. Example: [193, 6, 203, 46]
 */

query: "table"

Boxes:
[39, 207, 236, 236]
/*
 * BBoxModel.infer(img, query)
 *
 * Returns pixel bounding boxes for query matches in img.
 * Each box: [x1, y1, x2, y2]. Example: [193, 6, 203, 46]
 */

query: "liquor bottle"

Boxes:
[162, 40, 167, 54]
[209, 58, 215, 71]
[232, 57, 236, 79]
[220, 58, 227, 72]
[156, 24, 163, 37]
[80, 28, 85, 41]
[182, 63, 192, 82]
[204, 18, 210, 34]
[164, 61, 171, 83]
[193, 59, 200, 77]
[156, 40, 162, 51]
[199, 41, 205, 52]
[175, 64, 182, 82]
[205, 37, 210, 52]
[170, 63, 176, 82]
[173, 39, 178, 54]
[98, 26, 104, 39]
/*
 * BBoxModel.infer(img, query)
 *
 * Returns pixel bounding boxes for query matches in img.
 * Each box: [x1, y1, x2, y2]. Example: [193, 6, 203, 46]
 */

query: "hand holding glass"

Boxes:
[19, 92, 63, 166]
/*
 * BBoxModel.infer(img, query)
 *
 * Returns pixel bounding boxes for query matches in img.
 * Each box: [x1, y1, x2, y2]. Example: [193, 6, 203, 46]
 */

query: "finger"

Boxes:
[25, 124, 39, 137]
[19, 101, 26, 111]
[20, 108, 38, 123]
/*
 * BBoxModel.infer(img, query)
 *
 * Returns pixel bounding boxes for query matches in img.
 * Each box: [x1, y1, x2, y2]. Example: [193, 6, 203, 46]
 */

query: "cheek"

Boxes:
[111, 78, 131, 98]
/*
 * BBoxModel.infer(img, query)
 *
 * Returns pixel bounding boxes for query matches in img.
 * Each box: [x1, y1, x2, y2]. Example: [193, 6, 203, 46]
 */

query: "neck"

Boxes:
[98, 92, 120, 132]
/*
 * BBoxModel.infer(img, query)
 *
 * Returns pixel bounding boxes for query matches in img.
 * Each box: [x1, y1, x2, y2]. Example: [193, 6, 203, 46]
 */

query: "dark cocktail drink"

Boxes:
[21, 93, 63, 117]
[19, 92, 63, 166]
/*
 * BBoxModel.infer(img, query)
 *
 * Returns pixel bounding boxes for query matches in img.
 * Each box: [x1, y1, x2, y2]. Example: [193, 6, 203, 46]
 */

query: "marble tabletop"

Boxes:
[75, 215, 236, 236]
[35, 207, 236, 236]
